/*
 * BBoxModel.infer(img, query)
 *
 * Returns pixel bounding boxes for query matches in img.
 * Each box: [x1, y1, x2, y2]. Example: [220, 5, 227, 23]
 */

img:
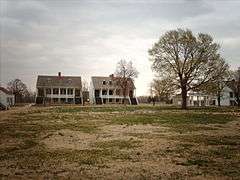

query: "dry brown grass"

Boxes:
[0, 105, 239, 179]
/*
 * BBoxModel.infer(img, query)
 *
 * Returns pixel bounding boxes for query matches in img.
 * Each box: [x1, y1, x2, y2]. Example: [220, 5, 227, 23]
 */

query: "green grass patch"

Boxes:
[54, 105, 181, 113]
[53, 105, 240, 113]
[162, 135, 240, 178]
[112, 112, 237, 126]
[0, 144, 134, 168]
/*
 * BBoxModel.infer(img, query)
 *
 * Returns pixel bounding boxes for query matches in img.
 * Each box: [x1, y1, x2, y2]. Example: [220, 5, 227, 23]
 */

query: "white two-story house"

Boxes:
[89, 75, 138, 105]
[36, 72, 83, 105]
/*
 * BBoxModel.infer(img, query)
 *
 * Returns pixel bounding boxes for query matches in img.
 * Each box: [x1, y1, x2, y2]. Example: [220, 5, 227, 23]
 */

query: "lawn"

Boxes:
[0, 105, 239, 179]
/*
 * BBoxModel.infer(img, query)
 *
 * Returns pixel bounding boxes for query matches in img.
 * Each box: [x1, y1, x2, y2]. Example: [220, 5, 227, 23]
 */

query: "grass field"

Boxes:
[0, 105, 240, 179]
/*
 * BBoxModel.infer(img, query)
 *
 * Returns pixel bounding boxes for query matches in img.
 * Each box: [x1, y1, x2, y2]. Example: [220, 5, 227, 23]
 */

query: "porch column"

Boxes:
[58, 88, 60, 103]
[73, 88, 75, 104]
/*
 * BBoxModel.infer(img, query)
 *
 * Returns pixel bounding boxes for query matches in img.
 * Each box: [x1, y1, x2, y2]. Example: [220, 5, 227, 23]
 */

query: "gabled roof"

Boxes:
[91, 76, 135, 89]
[91, 76, 116, 89]
[36, 75, 82, 88]
[0, 87, 13, 95]
[225, 80, 236, 92]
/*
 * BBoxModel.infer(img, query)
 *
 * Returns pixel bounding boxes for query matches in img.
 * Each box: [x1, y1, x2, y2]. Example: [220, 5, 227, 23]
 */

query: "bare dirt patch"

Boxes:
[42, 129, 97, 150]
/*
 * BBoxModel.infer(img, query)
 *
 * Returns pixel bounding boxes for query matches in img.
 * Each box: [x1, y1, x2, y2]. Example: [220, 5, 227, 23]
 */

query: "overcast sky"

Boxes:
[0, 0, 239, 95]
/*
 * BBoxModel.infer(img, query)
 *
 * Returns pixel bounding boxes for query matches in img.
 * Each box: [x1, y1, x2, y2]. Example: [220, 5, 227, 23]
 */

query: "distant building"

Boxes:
[210, 86, 237, 106]
[0, 87, 15, 109]
[172, 85, 238, 107]
[89, 75, 138, 105]
[36, 72, 83, 105]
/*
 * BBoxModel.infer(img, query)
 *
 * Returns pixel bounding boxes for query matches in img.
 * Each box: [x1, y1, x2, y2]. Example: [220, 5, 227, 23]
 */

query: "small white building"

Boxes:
[0, 87, 15, 109]
[210, 86, 236, 106]
[188, 92, 211, 106]
[172, 85, 238, 107]
[172, 92, 211, 107]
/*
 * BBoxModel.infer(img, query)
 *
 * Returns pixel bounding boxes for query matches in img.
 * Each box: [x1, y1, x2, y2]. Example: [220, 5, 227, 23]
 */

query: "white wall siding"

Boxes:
[220, 86, 234, 106]
[0, 90, 15, 108]
[89, 81, 95, 104]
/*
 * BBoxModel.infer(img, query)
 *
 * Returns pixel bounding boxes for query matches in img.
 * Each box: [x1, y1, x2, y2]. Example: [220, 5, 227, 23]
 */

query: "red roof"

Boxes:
[0, 87, 13, 95]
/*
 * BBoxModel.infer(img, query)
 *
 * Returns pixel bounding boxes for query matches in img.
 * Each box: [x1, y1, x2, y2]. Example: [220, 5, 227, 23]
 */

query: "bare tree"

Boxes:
[199, 59, 230, 106]
[82, 79, 89, 92]
[82, 79, 89, 106]
[149, 29, 228, 109]
[115, 59, 139, 104]
[230, 67, 240, 106]
[7, 79, 29, 103]
[151, 77, 176, 103]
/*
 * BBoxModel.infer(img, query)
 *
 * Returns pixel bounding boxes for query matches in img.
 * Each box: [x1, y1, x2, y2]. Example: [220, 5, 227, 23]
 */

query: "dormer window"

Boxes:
[102, 80, 106, 85]
[67, 79, 72, 84]
[47, 78, 51, 83]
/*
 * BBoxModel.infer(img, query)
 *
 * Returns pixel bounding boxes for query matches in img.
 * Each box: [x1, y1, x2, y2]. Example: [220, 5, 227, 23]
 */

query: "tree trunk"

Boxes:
[181, 85, 187, 109]
[237, 93, 240, 107]
[237, 85, 240, 106]
[217, 91, 221, 107]
[217, 95, 221, 106]
[152, 97, 155, 106]
[14, 93, 17, 104]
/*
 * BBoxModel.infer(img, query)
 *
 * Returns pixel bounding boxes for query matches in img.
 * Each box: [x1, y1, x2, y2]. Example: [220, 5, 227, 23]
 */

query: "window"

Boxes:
[102, 90, 107, 95]
[116, 98, 120, 102]
[38, 88, 44, 96]
[116, 89, 121, 95]
[60, 98, 66, 103]
[102, 80, 106, 85]
[109, 81, 112, 85]
[53, 88, 59, 95]
[109, 98, 112, 102]
[103, 98, 107, 104]
[109, 90, 113, 95]
[67, 98, 74, 103]
[95, 90, 100, 97]
[67, 88, 73, 95]
[75, 89, 80, 96]
[212, 100, 216, 106]
[230, 92, 233, 98]
[45, 98, 51, 103]
[60, 88, 66, 95]
[47, 78, 51, 83]
[67, 79, 72, 84]
[53, 98, 59, 103]
[46, 88, 51, 94]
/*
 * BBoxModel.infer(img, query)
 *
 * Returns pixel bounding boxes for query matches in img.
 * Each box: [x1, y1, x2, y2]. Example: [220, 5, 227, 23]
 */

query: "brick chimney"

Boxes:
[58, 72, 61, 77]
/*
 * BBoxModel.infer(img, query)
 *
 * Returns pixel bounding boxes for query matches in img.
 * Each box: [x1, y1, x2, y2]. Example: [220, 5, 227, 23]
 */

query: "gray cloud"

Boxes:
[0, 0, 239, 95]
